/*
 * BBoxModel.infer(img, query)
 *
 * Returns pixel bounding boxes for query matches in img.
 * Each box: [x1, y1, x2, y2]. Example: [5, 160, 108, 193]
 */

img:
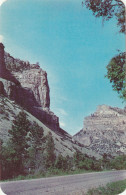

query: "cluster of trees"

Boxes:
[109, 155, 126, 169]
[1, 112, 55, 179]
[101, 153, 126, 170]
[55, 151, 102, 172]
[1, 111, 126, 180]
[0, 111, 100, 180]
[83, 0, 125, 33]
[82, 0, 125, 101]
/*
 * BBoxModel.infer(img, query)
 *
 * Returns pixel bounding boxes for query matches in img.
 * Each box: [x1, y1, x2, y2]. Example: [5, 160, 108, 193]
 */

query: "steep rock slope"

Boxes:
[0, 95, 100, 158]
[5, 52, 50, 108]
[73, 105, 126, 157]
[0, 43, 59, 131]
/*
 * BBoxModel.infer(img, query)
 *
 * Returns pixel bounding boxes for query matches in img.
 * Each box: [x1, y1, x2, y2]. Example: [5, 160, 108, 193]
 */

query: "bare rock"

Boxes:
[73, 105, 126, 157]
[0, 44, 59, 131]
[13, 69, 50, 108]
[0, 81, 4, 95]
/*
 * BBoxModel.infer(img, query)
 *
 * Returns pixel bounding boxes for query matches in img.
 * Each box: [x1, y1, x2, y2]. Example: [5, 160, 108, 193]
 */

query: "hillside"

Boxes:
[0, 95, 100, 159]
[73, 105, 126, 157]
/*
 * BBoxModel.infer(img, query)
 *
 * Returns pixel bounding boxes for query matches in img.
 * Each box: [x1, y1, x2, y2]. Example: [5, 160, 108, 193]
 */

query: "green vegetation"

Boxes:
[2, 168, 93, 182]
[8, 112, 30, 175]
[28, 121, 45, 170]
[1, 111, 126, 181]
[44, 132, 56, 169]
[1, 111, 45, 179]
[83, 0, 125, 33]
[86, 179, 126, 195]
[108, 155, 126, 170]
[73, 151, 101, 171]
[1, 112, 30, 178]
[106, 52, 126, 101]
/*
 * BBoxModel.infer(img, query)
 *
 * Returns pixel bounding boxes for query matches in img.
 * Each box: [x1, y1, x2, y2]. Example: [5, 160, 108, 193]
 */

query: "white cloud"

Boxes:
[0, 35, 4, 42]
[52, 107, 68, 117]
[58, 108, 68, 116]
[0, 0, 7, 7]
[60, 121, 66, 128]
[51, 107, 68, 128]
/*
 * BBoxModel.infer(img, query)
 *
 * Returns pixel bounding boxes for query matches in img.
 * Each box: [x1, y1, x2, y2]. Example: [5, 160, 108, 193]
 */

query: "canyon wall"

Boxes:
[73, 105, 126, 156]
[0, 43, 59, 131]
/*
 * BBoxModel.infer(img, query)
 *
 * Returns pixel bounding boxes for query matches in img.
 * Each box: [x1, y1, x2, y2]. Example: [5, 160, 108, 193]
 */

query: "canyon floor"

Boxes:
[1, 170, 126, 195]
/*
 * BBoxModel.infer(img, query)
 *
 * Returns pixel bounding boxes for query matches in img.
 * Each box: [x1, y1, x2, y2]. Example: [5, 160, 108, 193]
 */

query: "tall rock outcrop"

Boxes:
[73, 105, 126, 157]
[13, 69, 50, 108]
[0, 43, 5, 77]
[0, 43, 59, 131]
[4, 52, 50, 108]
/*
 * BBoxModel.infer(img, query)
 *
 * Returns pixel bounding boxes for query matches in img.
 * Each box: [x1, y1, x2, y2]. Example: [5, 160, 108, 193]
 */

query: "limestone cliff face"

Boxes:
[5, 52, 50, 108]
[12, 69, 50, 108]
[0, 43, 59, 131]
[73, 105, 126, 156]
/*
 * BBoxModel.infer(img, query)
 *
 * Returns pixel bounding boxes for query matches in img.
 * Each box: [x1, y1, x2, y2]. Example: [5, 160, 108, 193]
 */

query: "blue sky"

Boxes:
[0, 0, 125, 135]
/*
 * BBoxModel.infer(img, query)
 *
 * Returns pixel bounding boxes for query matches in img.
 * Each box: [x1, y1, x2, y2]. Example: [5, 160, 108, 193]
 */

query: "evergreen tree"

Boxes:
[73, 150, 84, 167]
[8, 111, 30, 175]
[44, 132, 56, 168]
[28, 122, 45, 169]
[1, 141, 17, 179]
[29, 122, 44, 151]
[55, 154, 65, 170]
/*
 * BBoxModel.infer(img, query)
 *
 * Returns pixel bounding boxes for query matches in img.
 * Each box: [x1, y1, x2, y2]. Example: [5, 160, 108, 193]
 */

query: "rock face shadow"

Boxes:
[0, 43, 20, 86]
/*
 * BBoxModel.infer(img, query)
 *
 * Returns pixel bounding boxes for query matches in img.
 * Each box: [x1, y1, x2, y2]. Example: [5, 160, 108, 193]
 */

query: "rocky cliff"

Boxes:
[0, 43, 59, 131]
[0, 43, 102, 159]
[73, 105, 126, 157]
[0, 95, 100, 158]
[5, 52, 50, 108]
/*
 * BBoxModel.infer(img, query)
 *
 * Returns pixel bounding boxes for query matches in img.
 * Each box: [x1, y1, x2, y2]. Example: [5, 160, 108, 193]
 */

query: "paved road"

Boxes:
[1, 170, 126, 195]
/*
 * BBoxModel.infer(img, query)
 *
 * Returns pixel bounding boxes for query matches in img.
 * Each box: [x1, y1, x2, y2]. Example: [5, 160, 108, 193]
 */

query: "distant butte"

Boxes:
[73, 105, 126, 156]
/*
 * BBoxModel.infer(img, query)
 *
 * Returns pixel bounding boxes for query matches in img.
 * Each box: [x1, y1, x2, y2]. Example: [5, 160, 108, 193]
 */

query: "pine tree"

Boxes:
[28, 122, 45, 169]
[8, 111, 30, 175]
[29, 121, 44, 151]
[45, 132, 56, 168]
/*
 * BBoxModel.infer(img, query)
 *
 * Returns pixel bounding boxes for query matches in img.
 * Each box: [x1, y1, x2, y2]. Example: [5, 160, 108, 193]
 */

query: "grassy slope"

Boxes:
[86, 179, 126, 195]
